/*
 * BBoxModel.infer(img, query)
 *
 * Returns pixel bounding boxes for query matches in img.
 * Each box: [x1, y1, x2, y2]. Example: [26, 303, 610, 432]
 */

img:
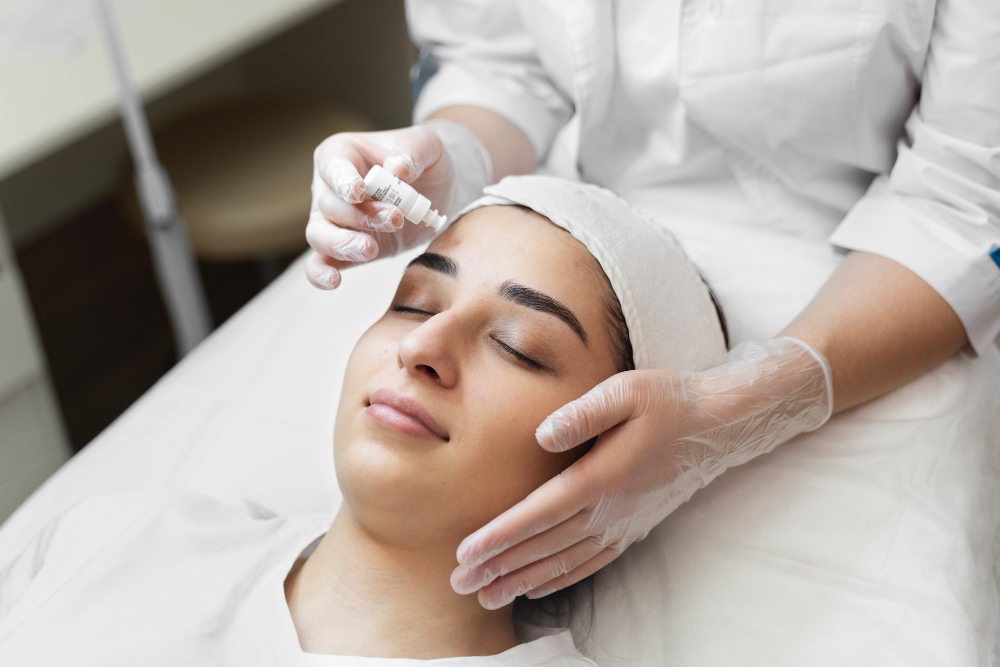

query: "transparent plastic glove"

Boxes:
[450, 337, 833, 610]
[305, 120, 492, 289]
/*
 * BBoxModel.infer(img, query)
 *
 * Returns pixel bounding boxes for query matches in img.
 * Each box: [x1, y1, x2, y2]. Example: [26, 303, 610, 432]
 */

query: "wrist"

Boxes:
[421, 119, 494, 216]
[764, 337, 834, 432]
[687, 337, 833, 469]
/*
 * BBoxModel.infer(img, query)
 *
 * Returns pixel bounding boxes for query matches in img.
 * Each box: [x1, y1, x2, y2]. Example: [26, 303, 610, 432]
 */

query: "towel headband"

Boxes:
[450, 176, 727, 371]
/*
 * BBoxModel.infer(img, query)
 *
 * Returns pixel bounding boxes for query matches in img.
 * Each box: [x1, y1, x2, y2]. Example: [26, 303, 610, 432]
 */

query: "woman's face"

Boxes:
[333, 206, 620, 554]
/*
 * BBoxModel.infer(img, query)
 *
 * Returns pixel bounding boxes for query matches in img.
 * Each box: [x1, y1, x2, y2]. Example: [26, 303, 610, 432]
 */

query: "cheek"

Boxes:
[452, 374, 581, 517]
[333, 323, 402, 456]
[339, 321, 403, 396]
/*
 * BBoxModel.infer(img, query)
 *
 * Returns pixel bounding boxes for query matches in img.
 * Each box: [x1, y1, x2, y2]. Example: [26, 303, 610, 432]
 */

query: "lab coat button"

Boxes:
[704, 0, 723, 22]
[682, 0, 723, 25]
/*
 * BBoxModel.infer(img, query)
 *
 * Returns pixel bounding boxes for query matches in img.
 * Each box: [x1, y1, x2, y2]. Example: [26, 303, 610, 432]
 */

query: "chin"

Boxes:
[338, 436, 422, 496]
[335, 445, 496, 551]
[338, 437, 439, 512]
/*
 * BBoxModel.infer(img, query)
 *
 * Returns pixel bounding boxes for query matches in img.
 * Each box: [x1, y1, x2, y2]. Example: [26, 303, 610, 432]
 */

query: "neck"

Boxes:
[284, 508, 518, 659]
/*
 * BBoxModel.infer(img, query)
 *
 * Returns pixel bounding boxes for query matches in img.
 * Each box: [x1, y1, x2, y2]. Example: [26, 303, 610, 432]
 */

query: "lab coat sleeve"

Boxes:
[405, 0, 573, 162]
[829, 0, 1000, 353]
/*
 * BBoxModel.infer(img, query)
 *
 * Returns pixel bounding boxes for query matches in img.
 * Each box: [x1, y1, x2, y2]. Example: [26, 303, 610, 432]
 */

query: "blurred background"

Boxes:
[0, 0, 416, 522]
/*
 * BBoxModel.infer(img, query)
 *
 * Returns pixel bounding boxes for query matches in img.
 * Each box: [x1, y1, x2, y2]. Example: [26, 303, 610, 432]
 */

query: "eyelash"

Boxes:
[391, 304, 545, 371]
[493, 338, 544, 370]
[392, 305, 432, 316]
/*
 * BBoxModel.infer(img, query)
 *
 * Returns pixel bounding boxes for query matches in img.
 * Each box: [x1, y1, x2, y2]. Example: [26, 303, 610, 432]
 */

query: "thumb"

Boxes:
[382, 126, 445, 183]
[536, 374, 641, 452]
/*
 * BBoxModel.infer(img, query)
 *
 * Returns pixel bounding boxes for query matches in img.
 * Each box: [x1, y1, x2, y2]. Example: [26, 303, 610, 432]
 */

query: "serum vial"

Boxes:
[363, 165, 447, 232]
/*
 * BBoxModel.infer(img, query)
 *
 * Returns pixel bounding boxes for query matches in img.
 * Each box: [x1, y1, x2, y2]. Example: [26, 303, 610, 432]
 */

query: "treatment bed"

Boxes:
[1, 220, 998, 666]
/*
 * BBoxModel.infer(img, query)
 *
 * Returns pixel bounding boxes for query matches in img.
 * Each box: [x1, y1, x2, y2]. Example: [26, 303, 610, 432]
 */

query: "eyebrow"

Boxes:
[498, 280, 588, 345]
[407, 252, 457, 277]
[406, 252, 587, 345]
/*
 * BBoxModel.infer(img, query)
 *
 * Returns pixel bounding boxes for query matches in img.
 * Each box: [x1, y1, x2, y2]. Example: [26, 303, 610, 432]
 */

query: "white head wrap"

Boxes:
[451, 175, 728, 372]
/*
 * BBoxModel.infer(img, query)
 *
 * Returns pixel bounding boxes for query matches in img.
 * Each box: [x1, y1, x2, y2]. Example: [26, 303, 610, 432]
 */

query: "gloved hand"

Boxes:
[450, 337, 833, 609]
[305, 119, 492, 289]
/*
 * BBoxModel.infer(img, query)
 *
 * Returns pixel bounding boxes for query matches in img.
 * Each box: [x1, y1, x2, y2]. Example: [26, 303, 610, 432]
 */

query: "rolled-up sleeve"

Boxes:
[829, 0, 1000, 353]
[405, 1, 573, 162]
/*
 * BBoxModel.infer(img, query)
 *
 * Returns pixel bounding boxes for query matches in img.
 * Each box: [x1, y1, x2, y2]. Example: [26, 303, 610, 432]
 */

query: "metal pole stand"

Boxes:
[92, 0, 212, 357]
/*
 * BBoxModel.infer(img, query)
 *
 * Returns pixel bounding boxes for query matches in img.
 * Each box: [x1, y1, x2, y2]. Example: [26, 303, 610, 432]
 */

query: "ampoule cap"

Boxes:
[422, 209, 447, 232]
[407, 195, 447, 232]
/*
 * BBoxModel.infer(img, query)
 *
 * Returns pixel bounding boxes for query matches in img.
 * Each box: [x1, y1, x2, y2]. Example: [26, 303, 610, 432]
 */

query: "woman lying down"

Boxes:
[0, 176, 728, 665]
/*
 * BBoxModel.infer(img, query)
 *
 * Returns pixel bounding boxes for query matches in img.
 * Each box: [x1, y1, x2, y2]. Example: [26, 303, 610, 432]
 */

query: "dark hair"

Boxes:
[704, 279, 730, 349]
[598, 269, 635, 374]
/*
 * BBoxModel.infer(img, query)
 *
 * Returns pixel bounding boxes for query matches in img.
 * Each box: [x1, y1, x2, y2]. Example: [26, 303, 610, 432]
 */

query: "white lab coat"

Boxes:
[406, 0, 1000, 353]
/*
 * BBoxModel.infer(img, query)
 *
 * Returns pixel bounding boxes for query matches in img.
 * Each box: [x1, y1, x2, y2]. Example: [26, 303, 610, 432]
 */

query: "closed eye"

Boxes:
[494, 338, 544, 371]
[393, 304, 549, 373]
[392, 304, 434, 317]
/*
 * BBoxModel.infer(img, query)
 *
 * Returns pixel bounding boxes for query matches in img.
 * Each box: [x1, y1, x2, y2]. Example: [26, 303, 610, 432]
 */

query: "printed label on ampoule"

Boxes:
[372, 184, 404, 206]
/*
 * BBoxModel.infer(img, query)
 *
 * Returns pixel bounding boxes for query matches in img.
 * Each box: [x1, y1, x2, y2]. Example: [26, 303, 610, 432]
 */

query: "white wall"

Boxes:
[0, 0, 416, 248]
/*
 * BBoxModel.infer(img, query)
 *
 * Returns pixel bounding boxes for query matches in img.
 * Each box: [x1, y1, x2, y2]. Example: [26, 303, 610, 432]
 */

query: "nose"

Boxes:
[397, 314, 460, 388]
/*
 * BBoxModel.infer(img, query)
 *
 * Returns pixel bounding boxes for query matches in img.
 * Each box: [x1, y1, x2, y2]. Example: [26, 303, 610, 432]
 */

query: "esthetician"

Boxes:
[301, 0, 1000, 610]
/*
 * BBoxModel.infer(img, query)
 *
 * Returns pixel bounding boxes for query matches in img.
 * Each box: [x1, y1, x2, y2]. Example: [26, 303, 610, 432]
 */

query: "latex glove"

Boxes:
[450, 337, 833, 609]
[305, 120, 492, 289]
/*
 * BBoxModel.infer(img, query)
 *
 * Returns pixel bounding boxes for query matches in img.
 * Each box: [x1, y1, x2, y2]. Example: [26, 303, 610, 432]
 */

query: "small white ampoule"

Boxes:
[363, 165, 447, 232]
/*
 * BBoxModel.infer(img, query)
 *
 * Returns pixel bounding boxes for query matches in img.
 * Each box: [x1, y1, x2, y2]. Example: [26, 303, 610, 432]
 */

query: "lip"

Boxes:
[366, 388, 448, 441]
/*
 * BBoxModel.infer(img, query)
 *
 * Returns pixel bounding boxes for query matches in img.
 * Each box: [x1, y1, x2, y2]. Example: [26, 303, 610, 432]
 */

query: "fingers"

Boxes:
[305, 212, 381, 264]
[304, 127, 449, 293]
[315, 188, 404, 234]
[382, 126, 444, 183]
[535, 374, 640, 453]
[476, 543, 623, 610]
[456, 469, 589, 568]
[304, 251, 351, 290]
[525, 546, 622, 601]
[451, 509, 598, 594]
[474, 535, 607, 610]
[316, 138, 368, 203]
[314, 125, 447, 202]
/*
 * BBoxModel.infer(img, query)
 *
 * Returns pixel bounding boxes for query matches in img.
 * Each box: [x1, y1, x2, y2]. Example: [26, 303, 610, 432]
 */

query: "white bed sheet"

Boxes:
[1, 222, 998, 666]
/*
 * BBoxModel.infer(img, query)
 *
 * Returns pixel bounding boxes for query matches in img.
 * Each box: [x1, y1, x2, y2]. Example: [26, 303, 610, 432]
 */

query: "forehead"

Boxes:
[432, 204, 586, 261]
[424, 204, 614, 342]
[427, 206, 601, 291]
